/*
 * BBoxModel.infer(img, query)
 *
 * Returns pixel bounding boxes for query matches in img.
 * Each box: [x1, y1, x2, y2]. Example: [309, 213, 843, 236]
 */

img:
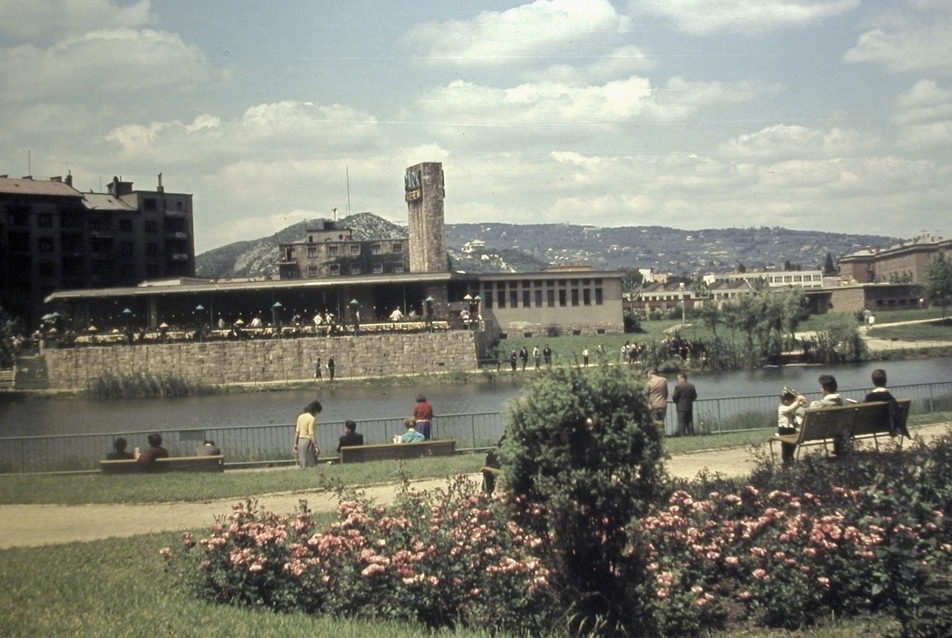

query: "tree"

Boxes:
[823, 252, 837, 276]
[736, 261, 747, 273]
[924, 251, 952, 317]
[502, 364, 665, 636]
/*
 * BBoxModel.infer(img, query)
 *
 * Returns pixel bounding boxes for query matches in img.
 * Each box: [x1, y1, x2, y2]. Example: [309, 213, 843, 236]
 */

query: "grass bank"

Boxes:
[0, 527, 900, 638]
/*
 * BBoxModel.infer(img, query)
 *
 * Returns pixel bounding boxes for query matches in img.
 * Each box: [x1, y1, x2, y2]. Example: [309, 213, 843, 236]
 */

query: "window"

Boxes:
[392, 242, 403, 254]
[38, 214, 53, 228]
[119, 219, 133, 232]
[522, 290, 530, 307]
[595, 288, 603, 305]
[146, 242, 158, 255]
[143, 199, 157, 211]
[484, 291, 493, 308]
[329, 264, 340, 276]
[583, 289, 591, 306]
[307, 246, 317, 257]
[373, 263, 383, 274]
[349, 244, 360, 256]
[146, 264, 160, 277]
[38, 261, 55, 277]
[120, 242, 133, 256]
[510, 290, 518, 308]
[38, 237, 54, 253]
[145, 220, 158, 234]
[307, 265, 318, 276]
[559, 290, 567, 307]
[350, 263, 361, 275]
[571, 289, 579, 306]
[547, 290, 555, 307]
[392, 263, 405, 273]
[371, 243, 381, 255]
[535, 290, 543, 307]
[328, 245, 339, 256]
[497, 290, 506, 308]
[176, 200, 183, 211]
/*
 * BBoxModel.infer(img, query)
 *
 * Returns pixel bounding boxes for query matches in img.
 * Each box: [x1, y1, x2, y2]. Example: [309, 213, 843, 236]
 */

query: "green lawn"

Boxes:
[869, 318, 952, 342]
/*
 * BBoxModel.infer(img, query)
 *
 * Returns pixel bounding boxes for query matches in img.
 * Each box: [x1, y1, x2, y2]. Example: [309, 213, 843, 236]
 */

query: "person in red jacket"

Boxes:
[413, 394, 434, 440]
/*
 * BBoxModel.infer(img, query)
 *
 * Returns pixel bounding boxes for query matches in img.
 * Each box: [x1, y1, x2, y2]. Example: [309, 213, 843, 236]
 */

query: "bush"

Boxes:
[502, 363, 666, 636]
[167, 476, 557, 635]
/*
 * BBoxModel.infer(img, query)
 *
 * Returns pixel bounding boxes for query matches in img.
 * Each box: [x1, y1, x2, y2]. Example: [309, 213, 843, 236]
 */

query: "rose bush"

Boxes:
[166, 475, 555, 634]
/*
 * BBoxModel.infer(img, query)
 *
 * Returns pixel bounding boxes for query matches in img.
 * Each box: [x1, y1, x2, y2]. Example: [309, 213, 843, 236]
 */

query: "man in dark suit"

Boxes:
[672, 373, 698, 436]
[337, 420, 364, 453]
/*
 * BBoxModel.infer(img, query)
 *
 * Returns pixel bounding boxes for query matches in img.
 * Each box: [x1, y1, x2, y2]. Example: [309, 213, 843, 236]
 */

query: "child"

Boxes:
[777, 387, 805, 465]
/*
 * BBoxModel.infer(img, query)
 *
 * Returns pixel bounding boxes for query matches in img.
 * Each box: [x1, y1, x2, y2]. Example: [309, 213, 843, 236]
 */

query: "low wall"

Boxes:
[45, 331, 479, 390]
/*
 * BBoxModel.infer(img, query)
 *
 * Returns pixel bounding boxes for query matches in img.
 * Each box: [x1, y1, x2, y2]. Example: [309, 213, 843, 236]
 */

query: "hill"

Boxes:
[195, 214, 895, 278]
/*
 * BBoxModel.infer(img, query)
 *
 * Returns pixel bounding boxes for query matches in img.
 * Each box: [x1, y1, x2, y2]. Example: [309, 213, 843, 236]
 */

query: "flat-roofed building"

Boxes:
[839, 236, 952, 284]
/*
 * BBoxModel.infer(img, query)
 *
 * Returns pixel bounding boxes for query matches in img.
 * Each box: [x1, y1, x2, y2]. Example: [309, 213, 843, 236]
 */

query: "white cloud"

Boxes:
[525, 45, 656, 84]
[631, 0, 859, 35]
[0, 28, 213, 101]
[402, 0, 629, 67]
[718, 124, 880, 160]
[414, 76, 773, 141]
[891, 80, 952, 149]
[0, 0, 154, 40]
[893, 79, 952, 125]
[845, 5, 952, 74]
[105, 101, 381, 164]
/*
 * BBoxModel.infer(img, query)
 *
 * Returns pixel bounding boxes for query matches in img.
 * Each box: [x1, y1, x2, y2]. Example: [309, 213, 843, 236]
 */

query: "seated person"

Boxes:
[397, 417, 425, 444]
[106, 437, 134, 460]
[798, 374, 846, 456]
[337, 420, 365, 453]
[865, 369, 910, 438]
[195, 439, 221, 456]
[389, 308, 404, 322]
[137, 433, 169, 470]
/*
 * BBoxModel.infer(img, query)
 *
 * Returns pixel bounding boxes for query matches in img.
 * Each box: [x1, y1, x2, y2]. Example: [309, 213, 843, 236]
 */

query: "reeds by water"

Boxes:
[85, 371, 220, 399]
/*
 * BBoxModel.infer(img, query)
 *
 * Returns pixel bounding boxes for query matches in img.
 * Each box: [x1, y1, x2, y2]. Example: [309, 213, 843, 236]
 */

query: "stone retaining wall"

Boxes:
[45, 331, 478, 390]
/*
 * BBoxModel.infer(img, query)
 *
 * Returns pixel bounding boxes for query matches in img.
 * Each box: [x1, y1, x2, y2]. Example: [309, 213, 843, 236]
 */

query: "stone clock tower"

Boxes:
[405, 162, 448, 273]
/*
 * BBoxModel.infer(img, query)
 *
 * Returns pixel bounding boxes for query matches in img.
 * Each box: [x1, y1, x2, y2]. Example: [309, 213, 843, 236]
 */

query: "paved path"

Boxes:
[2, 423, 948, 550]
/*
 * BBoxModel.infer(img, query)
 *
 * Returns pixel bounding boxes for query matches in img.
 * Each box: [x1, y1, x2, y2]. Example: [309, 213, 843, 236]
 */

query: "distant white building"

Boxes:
[703, 269, 824, 289]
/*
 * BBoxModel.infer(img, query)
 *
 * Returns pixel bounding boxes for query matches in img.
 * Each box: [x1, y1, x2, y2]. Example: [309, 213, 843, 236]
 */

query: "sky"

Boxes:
[2, 0, 951, 254]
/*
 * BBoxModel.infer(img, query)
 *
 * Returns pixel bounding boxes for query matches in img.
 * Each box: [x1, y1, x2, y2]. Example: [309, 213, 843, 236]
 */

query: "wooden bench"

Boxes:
[338, 439, 456, 463]
[100, 455, 225, 474]
[768, 399, 910, 462]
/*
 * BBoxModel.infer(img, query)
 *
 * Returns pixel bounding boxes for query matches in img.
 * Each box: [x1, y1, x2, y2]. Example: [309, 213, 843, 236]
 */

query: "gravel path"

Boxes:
[1, 424, 947, 549]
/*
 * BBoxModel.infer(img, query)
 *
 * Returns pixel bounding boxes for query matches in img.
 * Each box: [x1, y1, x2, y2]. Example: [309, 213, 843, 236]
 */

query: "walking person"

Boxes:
[532, 345, 541, 370]
[582, 347, 589, 366]
[293, 401, 322, 468]
[542, 344, 552, 367]
[672, 373, 698, 436]
[519, 347, 529, 371]
[314, 356, 322, 380]
[327, 356, 335, 381]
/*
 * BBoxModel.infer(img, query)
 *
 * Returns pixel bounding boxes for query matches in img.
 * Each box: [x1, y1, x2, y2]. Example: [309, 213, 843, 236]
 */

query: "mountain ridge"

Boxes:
[195, 213, 896, 279]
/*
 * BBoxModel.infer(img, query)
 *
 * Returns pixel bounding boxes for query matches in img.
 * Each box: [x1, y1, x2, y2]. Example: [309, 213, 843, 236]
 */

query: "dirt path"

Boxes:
[1, 424, 948, 549]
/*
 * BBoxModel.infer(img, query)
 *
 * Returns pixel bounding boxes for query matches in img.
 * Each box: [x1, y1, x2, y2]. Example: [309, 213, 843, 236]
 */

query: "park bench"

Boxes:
[768, 399, 911, 462]
[100, 455, 224, 474]
[338, 439, 456, 463]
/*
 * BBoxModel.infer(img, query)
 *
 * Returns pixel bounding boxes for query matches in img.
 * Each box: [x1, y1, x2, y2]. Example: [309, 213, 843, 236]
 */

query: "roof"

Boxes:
[82, 193, 135, 211]
[0, 176, 82, 198]
[45, 272, 457, 302]
[840, 237, 952, 261]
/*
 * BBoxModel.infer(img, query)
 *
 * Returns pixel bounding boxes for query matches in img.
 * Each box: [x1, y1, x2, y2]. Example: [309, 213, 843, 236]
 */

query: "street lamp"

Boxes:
[424, 296, 434, 333]
[195, 304, 205, 342]
[272, 301, 283, 335]
[679, 283, 686, 325]
[473, 295, 481, 331]
[122, 308, 133, 345]
[349, 299, 359, 336]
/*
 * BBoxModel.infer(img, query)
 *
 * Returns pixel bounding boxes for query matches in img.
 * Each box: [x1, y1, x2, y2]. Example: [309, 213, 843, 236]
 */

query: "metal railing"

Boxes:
[1, 381, 950, 474]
